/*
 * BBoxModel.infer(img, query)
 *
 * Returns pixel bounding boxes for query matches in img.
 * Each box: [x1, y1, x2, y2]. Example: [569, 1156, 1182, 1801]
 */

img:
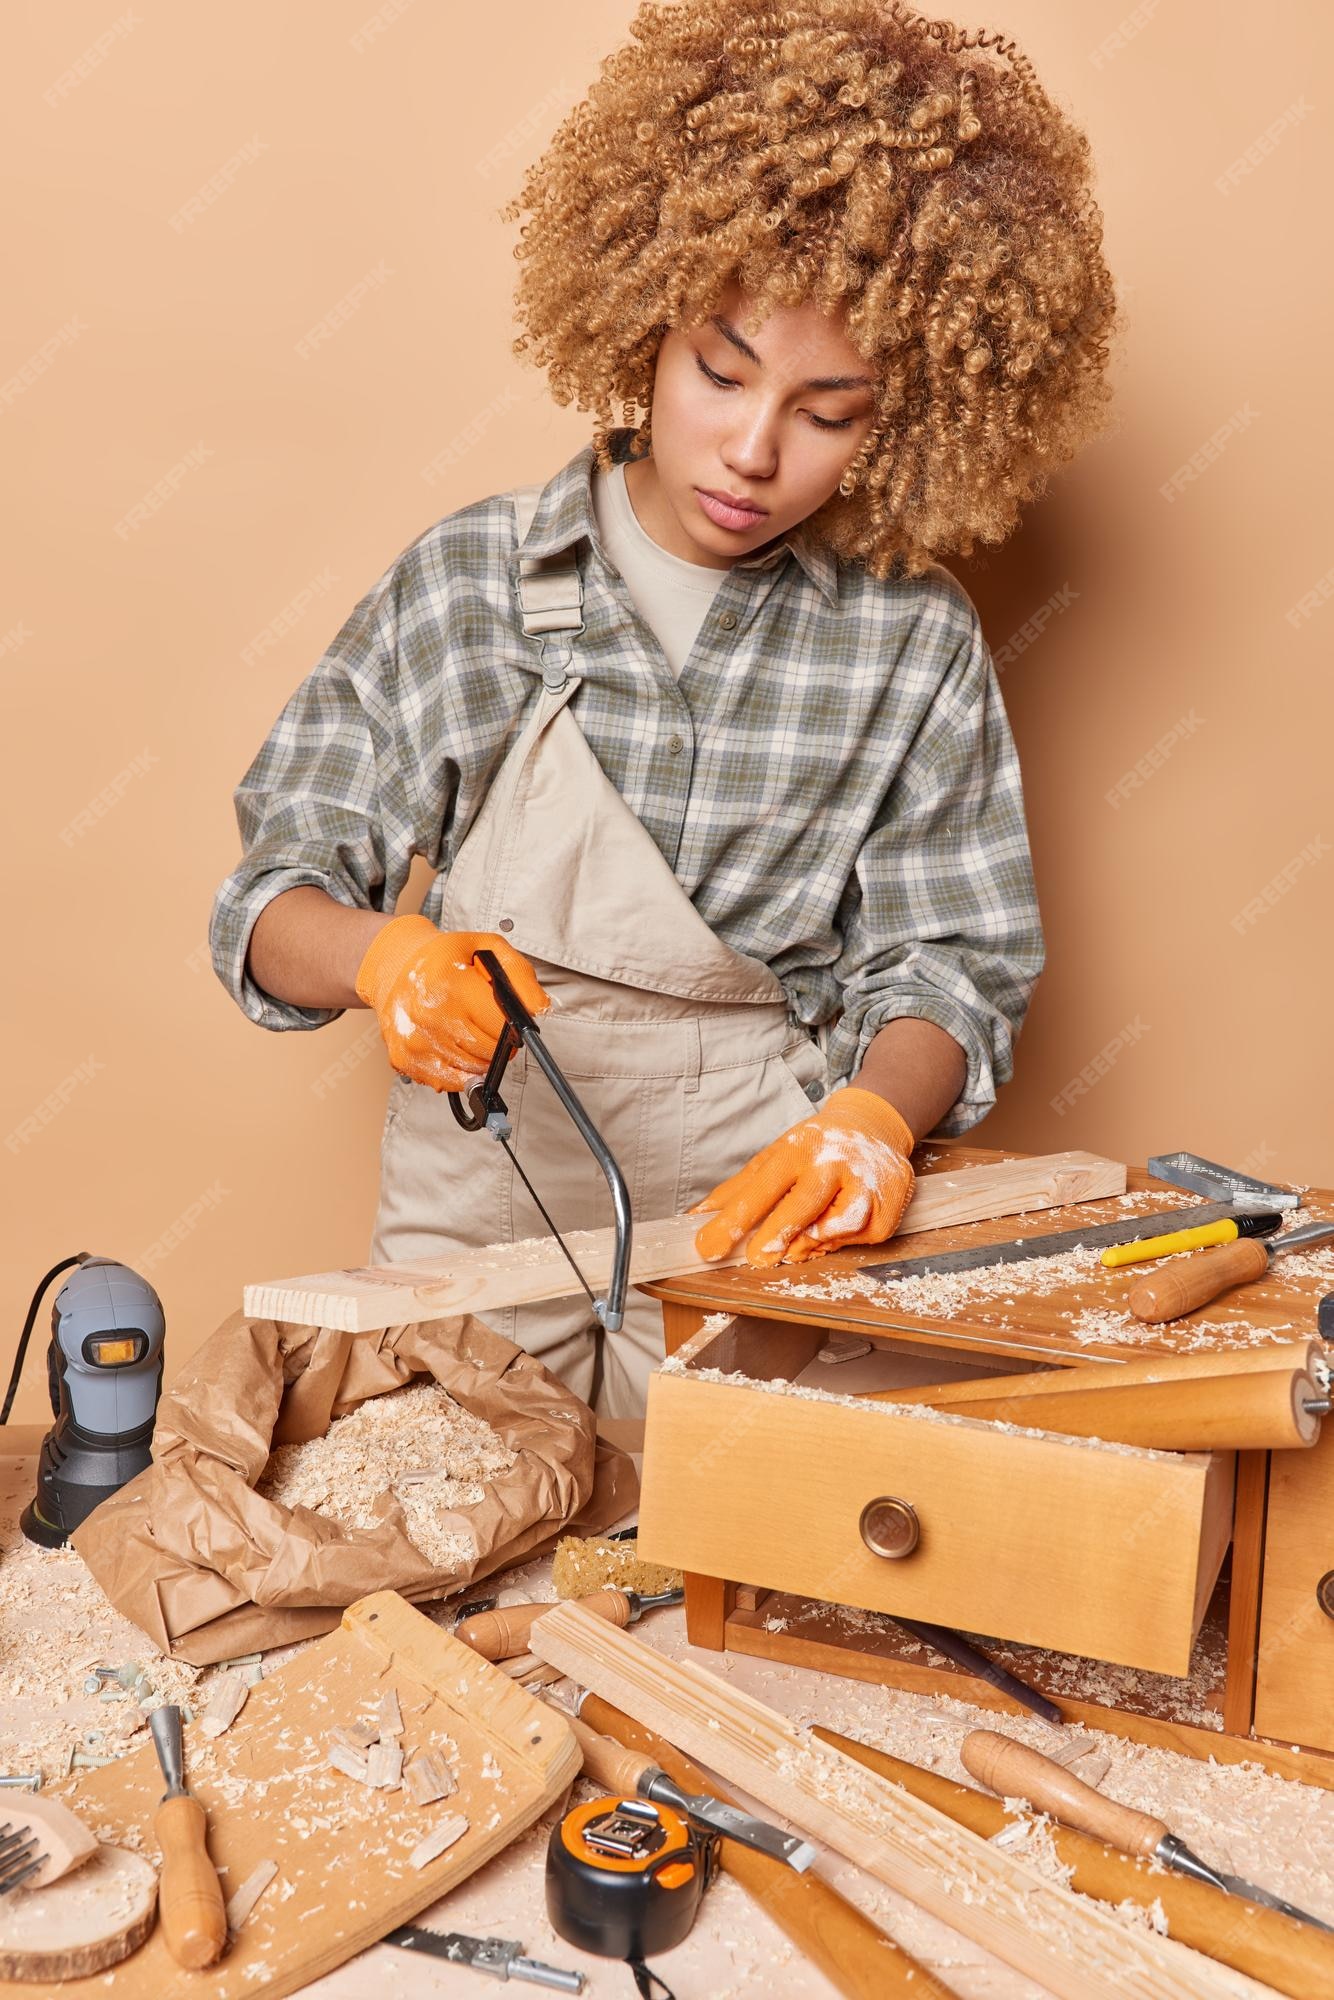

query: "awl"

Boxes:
[962, 1728, 1334, 1933]
[457, 1587, 682, 1662]
[567, 1700, 816, 1871]
[148, 1704, 228, 1968]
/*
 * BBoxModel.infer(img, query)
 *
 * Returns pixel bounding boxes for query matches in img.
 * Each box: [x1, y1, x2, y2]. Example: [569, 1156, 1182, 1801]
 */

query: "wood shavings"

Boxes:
[254, 1379, 514, 1569]
[403, 1749, 457, 1805]
[325, 1741, 369, 1782]
[0, 1536, 207, 1785]
[375, 1688, 403, 1738]
[330, 1722, 377, 1753]
[198, 1671, 249, 1739]
[366, 1738, 403, 1790]
[408, 1813, 469, 1869]
[225, 1859, 278, 1934]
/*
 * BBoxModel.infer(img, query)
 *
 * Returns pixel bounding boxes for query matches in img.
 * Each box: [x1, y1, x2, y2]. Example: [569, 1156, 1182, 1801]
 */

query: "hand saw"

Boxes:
[446, 949, 633, 1332]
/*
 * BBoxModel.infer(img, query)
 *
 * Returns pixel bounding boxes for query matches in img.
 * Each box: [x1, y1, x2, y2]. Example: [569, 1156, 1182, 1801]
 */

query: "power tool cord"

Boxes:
[1, 1254, 86, 1425]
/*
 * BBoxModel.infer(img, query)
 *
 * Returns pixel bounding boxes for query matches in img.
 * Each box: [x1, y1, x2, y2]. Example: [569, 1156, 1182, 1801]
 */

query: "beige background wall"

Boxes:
[3, 3, 1328, 1420]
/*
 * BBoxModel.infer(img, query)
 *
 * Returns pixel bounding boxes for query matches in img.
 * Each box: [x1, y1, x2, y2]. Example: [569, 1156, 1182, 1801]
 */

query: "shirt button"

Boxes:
[805, 1081, 826, 1102]
[667, 734, 684, 755]
[498, 918, 514, 932]
[717, 610, 738, 630]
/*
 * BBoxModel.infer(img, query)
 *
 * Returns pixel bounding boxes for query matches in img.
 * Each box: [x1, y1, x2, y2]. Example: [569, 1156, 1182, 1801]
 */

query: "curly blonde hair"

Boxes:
[500, 0, 1118, 579]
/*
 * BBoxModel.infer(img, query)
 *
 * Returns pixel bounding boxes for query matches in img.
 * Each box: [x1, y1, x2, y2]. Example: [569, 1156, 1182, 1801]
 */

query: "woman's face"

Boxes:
[625, 278, 878, 569]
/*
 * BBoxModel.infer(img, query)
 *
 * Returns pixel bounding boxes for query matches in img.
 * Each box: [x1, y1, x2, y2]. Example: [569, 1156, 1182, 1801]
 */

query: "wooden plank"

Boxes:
[1222, 1451, 1268, 1736]
[244, 1150, 1127, 1332]
[639, 1362, 1227, 1675]
[1254, 1425, 1334, 1750]
[526, 1603, 1251, 2000]
[5, 1592, 579, 2000]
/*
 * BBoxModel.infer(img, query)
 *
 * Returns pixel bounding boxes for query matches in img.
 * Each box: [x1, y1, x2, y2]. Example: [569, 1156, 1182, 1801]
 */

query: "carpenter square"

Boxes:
[857, 1200, 1250, 1286]
[1148, 1150, 1302, 1211]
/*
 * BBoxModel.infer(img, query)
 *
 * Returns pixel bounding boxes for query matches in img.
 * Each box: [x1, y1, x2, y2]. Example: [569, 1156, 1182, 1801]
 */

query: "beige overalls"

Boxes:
[370, 484, 829, 1419]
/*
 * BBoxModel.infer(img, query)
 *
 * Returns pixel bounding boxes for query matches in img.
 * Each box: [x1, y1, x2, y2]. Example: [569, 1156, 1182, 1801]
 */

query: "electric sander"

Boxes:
[3, 1254, 165, 1548]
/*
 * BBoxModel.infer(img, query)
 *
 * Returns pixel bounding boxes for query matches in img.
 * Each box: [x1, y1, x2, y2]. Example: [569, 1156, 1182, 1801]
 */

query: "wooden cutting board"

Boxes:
[0, 1592, 578, 2000]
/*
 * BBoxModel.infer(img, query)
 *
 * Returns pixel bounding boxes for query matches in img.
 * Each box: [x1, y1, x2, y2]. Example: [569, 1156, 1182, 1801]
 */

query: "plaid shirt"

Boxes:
[210, 431, 1044, 1135]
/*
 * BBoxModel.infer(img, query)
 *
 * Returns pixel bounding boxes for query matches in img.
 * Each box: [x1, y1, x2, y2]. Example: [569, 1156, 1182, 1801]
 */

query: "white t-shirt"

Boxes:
[590, 461, 731, 680]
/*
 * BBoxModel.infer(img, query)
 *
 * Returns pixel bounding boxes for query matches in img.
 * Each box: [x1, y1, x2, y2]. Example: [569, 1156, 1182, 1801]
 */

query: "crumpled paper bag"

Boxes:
[73, 1307, 638, 1664]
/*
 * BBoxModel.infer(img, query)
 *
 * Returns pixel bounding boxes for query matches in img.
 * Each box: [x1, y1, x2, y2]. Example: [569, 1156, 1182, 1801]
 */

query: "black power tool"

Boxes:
[3, 1254, 165, 1547]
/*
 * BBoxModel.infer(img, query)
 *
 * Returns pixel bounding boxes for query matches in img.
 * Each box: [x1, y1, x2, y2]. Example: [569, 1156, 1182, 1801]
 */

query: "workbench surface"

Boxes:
[2, 1431, 1332, 1999]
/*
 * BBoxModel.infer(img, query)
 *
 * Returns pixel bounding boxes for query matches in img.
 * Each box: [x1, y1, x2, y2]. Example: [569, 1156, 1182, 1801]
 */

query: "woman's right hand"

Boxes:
[354, 915, 551, 1091]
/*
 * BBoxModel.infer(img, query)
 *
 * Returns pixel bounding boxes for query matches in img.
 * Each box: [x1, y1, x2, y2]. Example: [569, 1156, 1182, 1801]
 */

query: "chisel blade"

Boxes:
[643, 1775, 816, 1870]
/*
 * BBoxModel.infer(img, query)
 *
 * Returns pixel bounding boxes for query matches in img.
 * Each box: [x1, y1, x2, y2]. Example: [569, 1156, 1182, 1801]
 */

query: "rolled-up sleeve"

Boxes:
[209, 574, 418, 1031]
[824, 603, 1045, 1135]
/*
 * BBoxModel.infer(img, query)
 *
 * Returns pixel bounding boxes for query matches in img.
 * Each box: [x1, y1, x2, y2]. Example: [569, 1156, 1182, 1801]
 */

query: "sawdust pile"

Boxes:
[255, 1379, 516, 1570]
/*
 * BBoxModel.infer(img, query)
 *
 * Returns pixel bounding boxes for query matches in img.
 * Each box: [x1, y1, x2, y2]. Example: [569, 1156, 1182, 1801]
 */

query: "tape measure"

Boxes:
[546, 1794, 717, 1999]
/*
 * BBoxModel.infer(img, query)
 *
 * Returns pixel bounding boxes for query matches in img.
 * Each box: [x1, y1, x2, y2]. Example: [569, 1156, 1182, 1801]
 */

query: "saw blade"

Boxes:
[856, 1201, 1245, 1286]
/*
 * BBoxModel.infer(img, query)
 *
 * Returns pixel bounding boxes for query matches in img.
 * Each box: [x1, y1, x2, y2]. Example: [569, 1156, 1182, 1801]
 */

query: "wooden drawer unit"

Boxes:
[638, 1313, 1235, 1678]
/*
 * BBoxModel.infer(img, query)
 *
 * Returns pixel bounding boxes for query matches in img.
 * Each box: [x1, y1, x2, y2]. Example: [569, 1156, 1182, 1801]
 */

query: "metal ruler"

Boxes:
[857, 1200, 1246, 1286]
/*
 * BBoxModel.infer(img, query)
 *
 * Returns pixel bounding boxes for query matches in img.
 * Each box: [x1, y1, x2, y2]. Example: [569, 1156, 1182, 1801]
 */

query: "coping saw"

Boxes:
[446, 948, 633, 1332]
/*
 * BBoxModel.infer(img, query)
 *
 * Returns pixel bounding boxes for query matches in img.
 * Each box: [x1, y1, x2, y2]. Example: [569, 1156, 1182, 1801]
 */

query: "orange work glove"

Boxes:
[690, 1086, 916, 1267]
[354, 915, 551, 1092]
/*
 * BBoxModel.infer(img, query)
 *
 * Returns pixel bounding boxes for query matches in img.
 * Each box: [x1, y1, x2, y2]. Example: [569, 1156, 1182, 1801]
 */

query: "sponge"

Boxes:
[550, 1534, 683, 1600]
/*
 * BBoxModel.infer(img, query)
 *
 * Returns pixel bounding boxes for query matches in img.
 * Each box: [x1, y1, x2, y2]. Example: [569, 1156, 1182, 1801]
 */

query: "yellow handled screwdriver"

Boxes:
[1101, 1208, 1281, 1268]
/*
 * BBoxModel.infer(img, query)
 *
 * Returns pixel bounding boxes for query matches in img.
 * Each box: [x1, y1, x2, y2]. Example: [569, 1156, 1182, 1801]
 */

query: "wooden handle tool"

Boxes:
[961, 1727, 1334, 1934]
[148, 1705, 227, 1969]
[1129, 1238, 1271, 1321]
[565, 1705, 815, 1870]
[1130, 1218, 1334, 1322]
[579, 1694, 957, 1999]
[812, 1722, 1334, 2000]
[457, 1586, 680, 1661]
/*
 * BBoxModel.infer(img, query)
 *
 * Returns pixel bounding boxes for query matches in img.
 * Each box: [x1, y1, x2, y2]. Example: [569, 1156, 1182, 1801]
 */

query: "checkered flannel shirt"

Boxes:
[210, 430, 1044, 1135]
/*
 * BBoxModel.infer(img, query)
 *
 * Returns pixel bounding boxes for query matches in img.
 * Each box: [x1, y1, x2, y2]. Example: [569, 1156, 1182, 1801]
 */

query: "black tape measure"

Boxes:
[546, 1794, 717, 1999]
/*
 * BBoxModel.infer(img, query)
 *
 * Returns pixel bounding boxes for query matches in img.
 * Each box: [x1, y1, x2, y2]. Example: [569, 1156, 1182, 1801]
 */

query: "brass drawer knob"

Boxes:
[1317, 1570, 1334, 1621]
[859, 1495, 920, 1560]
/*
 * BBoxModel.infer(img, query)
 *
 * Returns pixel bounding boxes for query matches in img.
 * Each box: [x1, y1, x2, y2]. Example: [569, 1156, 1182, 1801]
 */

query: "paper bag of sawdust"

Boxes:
[72, 1308, 638, 1665]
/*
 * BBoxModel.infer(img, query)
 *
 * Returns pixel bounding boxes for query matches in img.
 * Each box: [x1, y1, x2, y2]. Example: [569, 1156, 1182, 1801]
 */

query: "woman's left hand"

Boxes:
[689, 1087, 916, 1267]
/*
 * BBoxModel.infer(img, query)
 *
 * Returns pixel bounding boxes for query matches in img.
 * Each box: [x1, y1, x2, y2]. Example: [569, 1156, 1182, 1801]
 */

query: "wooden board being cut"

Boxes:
[526, 1603, 1262, 2000]
[0, 1592, 579, 2000]
[244, 1150, 1126, 1333]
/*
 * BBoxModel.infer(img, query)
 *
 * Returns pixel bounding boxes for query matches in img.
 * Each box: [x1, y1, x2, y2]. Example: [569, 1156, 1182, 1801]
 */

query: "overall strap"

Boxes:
[511, 483, 584, 691]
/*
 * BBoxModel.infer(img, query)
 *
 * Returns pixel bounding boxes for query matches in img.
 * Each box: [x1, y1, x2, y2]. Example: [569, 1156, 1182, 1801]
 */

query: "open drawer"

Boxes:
[637, 1314, 1236, 1677]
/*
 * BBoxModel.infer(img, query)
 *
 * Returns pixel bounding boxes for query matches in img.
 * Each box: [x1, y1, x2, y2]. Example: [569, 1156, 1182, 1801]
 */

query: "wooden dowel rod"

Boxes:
[874, 1339, 1320, 1408]
[866, 1366, 1320, 1451]
[812, 1722, 1334, 2000]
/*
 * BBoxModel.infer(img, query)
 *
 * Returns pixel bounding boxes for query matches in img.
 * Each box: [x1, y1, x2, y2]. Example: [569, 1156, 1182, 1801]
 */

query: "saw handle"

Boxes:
[154, 1793, 227, 1968]
[567, 1710, 656, 1798]
[961, 1730, 1169, 1858]
[456, 1589, 631, 1661]
[1128, 1239, 1270, 1323]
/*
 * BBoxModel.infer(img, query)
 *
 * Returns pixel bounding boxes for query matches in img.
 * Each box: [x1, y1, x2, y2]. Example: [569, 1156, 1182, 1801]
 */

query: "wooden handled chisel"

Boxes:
[148, 1704, 227, 1968]
[1128, 1217, 1334, 1322]
[565, 1702, 815, 1871]
[961, 1728, 1334, 1933]
[456, 1587, 682, 1662]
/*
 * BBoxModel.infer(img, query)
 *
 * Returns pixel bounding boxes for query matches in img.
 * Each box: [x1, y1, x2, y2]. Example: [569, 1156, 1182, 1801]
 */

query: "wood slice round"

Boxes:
[0, 1843, 158, 1981]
